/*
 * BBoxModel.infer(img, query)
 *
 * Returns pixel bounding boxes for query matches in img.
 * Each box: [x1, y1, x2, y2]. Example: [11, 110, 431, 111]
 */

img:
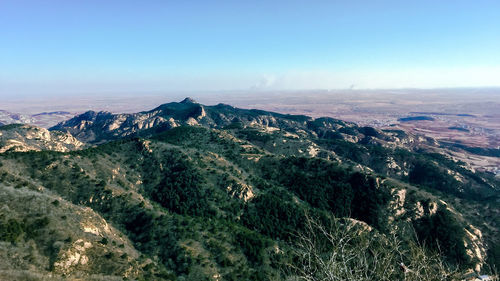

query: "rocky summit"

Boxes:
[0, 99, 499, 280]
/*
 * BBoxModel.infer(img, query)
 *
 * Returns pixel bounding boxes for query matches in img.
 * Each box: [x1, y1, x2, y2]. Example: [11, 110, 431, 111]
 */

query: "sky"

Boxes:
[1, 0, 500, 96]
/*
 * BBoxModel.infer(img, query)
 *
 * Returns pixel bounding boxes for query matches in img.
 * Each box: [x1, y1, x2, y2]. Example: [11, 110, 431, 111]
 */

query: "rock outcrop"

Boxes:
[0, 124, 84, 153]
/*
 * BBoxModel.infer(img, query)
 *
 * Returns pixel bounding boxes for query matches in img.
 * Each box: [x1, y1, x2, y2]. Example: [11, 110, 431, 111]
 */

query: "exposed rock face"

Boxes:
[50, 102, 212, 143]
[0, 124, 84, 153]
[464, 225, 486, 272]
[226, 182, 255, 202]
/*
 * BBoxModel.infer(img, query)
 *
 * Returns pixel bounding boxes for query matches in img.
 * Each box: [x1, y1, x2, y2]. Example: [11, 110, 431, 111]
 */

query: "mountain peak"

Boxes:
[180, 97, 197, 104]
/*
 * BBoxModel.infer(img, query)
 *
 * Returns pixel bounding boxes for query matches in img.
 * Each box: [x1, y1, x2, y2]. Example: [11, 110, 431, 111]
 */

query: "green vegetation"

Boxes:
[145, 151, 209, 216]
[413, 206, 471, 266]
[487, 242, 500, 274]
[241, 188, 305, 239]
[409, 160, 460, 194]
[256, 156, 390, 230]
[237, 128, 273, 143]
[0, 216, 49, 243]
[0, 123, 24, 131]
[0, 218, 24, 243]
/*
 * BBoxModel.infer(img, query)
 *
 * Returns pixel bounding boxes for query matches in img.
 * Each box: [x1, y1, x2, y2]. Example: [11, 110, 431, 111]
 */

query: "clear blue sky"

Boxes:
[1, 0, 499, 96]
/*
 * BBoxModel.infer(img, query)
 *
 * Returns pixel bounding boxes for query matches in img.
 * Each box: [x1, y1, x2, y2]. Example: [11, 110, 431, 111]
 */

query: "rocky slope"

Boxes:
[0, 124, 84, 153]
[0, 184, 144, 281]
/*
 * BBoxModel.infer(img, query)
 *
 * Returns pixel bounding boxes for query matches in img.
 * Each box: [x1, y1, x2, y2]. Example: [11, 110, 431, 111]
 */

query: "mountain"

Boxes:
[0, 99, 499, 280]
[0, 110, 34, 124]
[0, 110, 75, 128]
[51, 98, 316, 143]
[0, 124, 84, 153]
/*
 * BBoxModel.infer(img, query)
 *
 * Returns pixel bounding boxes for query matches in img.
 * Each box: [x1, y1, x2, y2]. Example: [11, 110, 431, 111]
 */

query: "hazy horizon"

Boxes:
[2, 87, 500, 115]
